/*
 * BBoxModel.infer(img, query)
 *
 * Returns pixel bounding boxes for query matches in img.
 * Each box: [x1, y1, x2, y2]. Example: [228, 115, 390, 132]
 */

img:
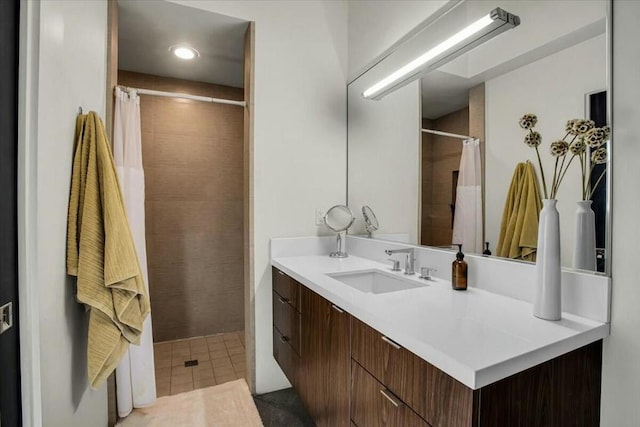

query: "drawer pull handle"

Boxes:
[277, 270, 285, 276]
[279, 335, 290, 343]
[381, 335, 402, 350]
[278, 296, 291, 304]
[331, 304, 345, 314]
[380, 389, 402, 408]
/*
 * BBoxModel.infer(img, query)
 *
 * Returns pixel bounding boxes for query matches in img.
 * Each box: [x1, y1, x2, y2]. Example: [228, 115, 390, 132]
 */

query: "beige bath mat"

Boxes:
[116, 379, 263, 427]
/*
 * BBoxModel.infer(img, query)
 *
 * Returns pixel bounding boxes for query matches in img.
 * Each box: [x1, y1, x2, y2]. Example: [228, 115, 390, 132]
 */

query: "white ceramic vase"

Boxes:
[534, 199, 561, 321]
[572, 200, 596, 271]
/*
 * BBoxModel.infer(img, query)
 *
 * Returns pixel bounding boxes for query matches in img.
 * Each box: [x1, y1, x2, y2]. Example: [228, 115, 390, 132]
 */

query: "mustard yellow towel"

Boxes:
[496, 161, 543, 261]
[67, 111, 150, 388]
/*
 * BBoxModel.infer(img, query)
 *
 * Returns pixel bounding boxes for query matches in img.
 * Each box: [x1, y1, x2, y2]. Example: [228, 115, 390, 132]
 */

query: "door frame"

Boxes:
[16, 1, 43, 426]
[104, 2, 256, 422]
[1, 0, 22, 424]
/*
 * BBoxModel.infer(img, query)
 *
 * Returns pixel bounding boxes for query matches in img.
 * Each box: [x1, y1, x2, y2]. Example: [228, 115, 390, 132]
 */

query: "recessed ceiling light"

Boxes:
[170, 45, 199, 60]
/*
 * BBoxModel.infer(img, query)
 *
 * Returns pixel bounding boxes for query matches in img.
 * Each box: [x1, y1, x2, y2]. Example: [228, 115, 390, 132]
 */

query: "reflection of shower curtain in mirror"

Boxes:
[452, 139, 482, 253]
[113, 87, 157, 416]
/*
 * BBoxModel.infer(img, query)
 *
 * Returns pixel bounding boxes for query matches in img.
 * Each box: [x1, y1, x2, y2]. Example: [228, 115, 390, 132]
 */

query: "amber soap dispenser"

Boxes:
[452, 244, 468, 291]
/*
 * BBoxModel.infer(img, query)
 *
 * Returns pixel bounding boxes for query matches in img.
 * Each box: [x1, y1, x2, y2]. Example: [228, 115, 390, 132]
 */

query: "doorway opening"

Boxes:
[107, 0, 254, 422]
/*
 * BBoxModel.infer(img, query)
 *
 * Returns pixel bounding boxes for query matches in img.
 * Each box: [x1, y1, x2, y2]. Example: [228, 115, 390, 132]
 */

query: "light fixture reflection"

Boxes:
[363, 8, 520, 100]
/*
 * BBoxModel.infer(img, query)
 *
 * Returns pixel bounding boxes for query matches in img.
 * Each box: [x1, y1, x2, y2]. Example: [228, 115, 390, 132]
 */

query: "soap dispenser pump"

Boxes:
[452, 244, 468, 291]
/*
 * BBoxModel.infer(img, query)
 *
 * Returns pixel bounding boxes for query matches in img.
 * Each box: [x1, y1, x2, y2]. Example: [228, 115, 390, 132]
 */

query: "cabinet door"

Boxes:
[273, 326, 299, 386]
[352, 361, 430, 427]
[272, 291, 301, 354]
[300, 287, 351, 427]
[352, 318, 475, 427]
[272, 267, 301, 311]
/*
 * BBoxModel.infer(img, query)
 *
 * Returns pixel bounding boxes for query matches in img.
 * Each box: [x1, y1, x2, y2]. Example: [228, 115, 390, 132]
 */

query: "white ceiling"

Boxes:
[118, 0, 248, 88]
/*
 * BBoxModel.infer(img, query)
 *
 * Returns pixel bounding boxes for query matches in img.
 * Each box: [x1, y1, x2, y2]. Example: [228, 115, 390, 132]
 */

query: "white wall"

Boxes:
[601, 0, 640, 423]
[168, 0, 348, 394]
[485, 34, 607, 266]
[347, 78, 421, 242]
[20, 1, 110, 426]
[347, 0, 447, 81]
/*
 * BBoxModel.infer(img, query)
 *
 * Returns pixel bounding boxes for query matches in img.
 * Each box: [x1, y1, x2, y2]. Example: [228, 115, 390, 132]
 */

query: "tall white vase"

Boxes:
[534, 199, 561, 320]
[572, 200, 596, 271]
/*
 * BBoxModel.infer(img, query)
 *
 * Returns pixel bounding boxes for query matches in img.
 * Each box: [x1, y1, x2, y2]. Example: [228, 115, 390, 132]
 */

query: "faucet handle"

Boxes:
[387, 259, 401, 272]
[419, 267, 437, 281]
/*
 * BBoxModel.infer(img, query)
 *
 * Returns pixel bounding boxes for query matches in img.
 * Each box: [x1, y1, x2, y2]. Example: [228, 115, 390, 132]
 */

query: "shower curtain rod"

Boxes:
[117, 85, 246, 107]
[421, 128, 474, 140]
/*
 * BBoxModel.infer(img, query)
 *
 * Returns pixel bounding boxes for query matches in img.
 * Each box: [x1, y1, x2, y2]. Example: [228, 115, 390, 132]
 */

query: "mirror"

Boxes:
[324, 205, 355, 258]
[362, 205, 379, 237]
[347, 0, 611, 275]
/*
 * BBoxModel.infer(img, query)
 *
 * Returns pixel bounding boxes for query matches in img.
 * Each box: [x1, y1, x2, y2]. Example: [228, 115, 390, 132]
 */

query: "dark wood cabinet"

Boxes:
[272, 266, 301, 311]
[477, 340, 602, 427]
[272, 326, 299, 386]
[352, 317, 475, 427]
[299, 285, 351, 427]
[273, 289, 301, 355]
[351, 361, 429, 427]
[272, 268, 603, 427]
[272, 267, 301, 387]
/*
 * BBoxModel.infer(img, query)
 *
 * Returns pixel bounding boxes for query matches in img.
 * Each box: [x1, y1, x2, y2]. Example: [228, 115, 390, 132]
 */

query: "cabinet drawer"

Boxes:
[352, 361, 429, 427]
[351, 318, 475, 427]
[272, 291, 301, 354]
[272, 267, 301, 312]
[273, 326, 299, 386]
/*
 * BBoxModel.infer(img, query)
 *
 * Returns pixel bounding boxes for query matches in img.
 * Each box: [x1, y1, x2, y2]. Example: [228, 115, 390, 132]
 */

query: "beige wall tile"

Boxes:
[119, 71, 244, 342]
[153, 133, 219, 170]
[153, 98, 222, 139]
[422, 108, 468, 247]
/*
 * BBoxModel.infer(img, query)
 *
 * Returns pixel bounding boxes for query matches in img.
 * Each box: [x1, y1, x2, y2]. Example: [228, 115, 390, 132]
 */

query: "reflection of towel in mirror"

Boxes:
[496, 161, 542, 261]
[66, 111, 150, 388]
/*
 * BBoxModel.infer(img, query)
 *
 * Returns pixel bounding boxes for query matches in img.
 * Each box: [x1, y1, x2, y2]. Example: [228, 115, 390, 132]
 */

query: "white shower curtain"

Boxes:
[113, 87, 156, 417]
[452, 138, 483, 253]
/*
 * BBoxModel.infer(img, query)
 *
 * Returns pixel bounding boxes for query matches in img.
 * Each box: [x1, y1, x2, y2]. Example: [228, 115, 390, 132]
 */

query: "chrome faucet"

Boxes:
[384, 248, 415, 275]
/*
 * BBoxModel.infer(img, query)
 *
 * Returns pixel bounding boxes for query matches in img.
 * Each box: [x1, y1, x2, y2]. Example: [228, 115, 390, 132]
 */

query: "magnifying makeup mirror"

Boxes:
[324, 204, 355, 258]
[362, 205, 379, 238]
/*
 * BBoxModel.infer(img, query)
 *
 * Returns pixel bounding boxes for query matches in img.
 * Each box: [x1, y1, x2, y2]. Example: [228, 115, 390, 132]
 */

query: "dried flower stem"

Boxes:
[580, 154, 587, 200]
[553, 154, 577, 198]
[550, 134, 576, 198]
[534, 145, 549, 199]
[588, 169, 607, 200]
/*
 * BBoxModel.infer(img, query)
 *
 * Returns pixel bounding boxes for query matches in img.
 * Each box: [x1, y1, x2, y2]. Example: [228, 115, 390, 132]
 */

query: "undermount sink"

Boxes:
[328, 269, 423, 294]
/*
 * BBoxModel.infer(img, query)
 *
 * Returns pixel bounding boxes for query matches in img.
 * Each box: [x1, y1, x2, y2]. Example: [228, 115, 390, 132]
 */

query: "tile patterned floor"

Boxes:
[153, 331, 246, 397]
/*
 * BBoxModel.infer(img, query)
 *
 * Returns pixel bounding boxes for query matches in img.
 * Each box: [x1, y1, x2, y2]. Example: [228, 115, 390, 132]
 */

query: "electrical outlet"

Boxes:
[315, 208, 325, 226]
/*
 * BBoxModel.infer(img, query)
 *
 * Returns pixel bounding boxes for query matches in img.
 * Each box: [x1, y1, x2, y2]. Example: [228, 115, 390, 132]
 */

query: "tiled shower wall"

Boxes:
[118, 70, 244, 342]
[421, 83, 485, 248]
[421, 108, 468, 247]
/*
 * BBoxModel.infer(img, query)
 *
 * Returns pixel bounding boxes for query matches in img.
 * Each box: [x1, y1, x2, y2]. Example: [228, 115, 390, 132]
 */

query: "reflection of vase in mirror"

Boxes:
[573, 200, 596, 271]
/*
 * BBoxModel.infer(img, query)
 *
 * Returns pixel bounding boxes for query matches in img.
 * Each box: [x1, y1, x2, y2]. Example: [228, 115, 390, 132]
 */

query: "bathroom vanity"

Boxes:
[270, 237, 609, 427]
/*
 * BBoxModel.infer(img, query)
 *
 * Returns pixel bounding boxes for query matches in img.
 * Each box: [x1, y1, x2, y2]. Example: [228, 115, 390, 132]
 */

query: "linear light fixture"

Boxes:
[362, 7, 520, 100]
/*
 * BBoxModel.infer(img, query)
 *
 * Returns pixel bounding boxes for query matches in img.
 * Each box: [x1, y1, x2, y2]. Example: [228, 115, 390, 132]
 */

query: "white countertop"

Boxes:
[271, 254, 609, 390]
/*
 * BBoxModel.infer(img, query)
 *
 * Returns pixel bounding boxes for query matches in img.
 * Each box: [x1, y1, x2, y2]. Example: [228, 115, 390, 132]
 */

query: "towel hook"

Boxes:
[78, 106, 83, 115]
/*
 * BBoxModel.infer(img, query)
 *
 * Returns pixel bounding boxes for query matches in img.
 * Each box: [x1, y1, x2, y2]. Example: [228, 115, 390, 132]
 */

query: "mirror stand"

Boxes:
[329, 232, 348, 258]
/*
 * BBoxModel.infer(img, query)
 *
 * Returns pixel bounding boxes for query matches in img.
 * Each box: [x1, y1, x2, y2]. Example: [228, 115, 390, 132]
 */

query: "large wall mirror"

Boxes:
[348, 0, 611, 275]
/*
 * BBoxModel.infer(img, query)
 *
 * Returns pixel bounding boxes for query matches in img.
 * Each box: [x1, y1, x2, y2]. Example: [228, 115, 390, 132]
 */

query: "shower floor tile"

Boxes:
[153, 331, 246, 397]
